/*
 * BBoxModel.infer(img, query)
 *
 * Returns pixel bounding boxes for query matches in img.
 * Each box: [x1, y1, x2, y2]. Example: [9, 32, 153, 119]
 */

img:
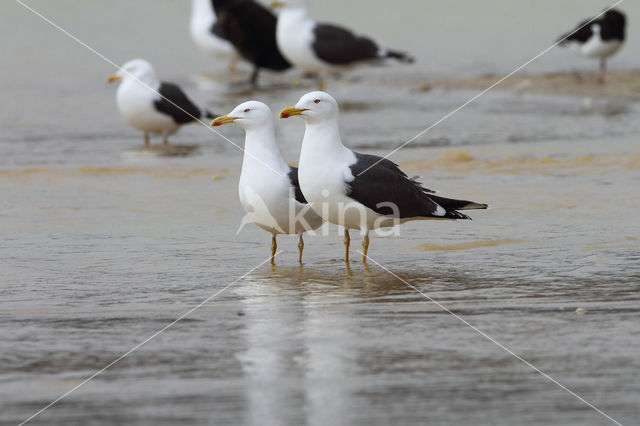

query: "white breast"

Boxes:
[239, 170, 322, 235]
[276, 10, 337, 73]
[581, 33, 623, 59]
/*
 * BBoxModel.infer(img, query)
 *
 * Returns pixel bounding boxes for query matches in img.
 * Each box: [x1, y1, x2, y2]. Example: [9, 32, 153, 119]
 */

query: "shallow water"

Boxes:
[2, 1, 640, 425]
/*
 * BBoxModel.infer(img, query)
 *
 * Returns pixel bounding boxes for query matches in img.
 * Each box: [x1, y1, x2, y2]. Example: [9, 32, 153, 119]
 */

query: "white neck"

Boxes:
[299, 119, 352, 166]
[241, 123, 290, 180]
[191, 0, 215, 31]
[122, 72, 160, 90]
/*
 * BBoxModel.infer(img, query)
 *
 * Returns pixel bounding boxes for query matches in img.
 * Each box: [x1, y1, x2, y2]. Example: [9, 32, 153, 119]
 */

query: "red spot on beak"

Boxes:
[282, 113, 290, 118]
[213, 122, 221, 127]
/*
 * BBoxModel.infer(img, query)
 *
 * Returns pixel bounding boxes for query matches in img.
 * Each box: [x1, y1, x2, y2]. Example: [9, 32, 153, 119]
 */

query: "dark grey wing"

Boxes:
[288, 166, 308, 204]
[154, 82, 203, 124]
[558, 18, 593, 44]
[601, 9, 626, 41]
[312, 23, 381, 65]
[347, 153, 485, 220]
[212, 0, 290, 70]
[211, 21, 227, 40]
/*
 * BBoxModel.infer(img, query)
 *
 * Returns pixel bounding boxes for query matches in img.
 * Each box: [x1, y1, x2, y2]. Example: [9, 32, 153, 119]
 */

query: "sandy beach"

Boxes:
[2, 1, 639, 425]
[421, 69, 640, 100]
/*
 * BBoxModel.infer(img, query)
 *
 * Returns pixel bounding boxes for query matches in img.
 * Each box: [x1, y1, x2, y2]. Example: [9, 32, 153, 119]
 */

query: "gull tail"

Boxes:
[203, 110, 219, 120]
[429, 194, 488, 211]
[442, 210, 472, 220]
[385, 49, 415, 64]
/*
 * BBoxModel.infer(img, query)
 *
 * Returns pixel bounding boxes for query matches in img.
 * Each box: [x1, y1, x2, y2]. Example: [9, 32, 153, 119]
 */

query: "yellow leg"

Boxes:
[271, 234, 277, 265]
[144, 132, 150, 147]
[362, 233, 370, 264]
[344, 229, 350, 263]
[298, 234, 304, 264]
[163, 134, 169, 146]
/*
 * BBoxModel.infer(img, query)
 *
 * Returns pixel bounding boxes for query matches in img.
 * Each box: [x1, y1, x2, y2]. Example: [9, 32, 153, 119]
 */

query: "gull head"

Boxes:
[107, 59, 156, 84]
[280, 91, 339, 124]
[212, 101, 274, 131]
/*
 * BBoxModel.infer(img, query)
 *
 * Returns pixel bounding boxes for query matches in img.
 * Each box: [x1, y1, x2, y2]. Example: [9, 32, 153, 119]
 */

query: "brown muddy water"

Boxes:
[2, 1, 640, 425]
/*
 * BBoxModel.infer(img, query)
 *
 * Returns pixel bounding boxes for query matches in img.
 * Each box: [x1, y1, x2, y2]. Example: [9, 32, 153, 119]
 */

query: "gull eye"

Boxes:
[244, 108, 251, 113]
[314, 99, 320, 104]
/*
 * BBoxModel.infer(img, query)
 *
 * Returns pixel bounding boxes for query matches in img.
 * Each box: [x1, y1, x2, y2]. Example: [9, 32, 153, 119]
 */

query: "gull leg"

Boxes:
[144, 132, 150, 147]
[298, 234, 304, 264]
[344, 229, 350, 263]
[162, 132, 169, 146]
[271, 234, 277, 266]
[250, 66, 260, 87]
[362, 232, 370, 264]
[599, 58, 606, 85]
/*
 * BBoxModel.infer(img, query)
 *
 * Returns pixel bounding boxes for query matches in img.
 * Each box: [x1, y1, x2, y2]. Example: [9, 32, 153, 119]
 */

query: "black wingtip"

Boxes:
[387, 50, 415, 64]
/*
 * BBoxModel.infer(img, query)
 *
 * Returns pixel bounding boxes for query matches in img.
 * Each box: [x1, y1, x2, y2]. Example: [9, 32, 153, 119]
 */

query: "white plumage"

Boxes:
[190, 0, 239, 68]
[212, 101, 323, 264]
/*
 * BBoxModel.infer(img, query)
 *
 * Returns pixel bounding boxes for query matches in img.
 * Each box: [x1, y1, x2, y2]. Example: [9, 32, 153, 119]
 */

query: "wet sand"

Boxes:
[3, 1, 640, 424]
[419, 70, 640, 101]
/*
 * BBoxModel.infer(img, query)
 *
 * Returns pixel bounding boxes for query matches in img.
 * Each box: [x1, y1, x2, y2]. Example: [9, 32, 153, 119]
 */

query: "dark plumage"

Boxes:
[558, 9, 626, 45]
[155, 82, 215, 124]
[312, 23, 414, 66]
[212, 0, 291, 85]
[287, 166, 307, 204]
[347, 153, 487, 220]
[557, 8, 626, 84]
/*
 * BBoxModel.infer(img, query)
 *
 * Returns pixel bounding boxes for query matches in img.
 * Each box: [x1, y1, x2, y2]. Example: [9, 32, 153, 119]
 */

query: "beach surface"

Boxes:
[1, 1, 639, 425]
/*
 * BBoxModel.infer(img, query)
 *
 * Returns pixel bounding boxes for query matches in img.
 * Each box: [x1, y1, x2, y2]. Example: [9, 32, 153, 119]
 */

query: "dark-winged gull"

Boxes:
[108, 59, 215, 146]
[211, 0, 291, 86]
[190, 0, 240, 71]
[280, 91, 487, 263]
[271, 0, 413, 89]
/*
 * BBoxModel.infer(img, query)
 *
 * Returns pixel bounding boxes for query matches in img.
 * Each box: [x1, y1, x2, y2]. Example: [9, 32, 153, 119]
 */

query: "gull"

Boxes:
[108, 59, 215, 146]
[212, 101, 323, 264]
[271, 0, 413, 89]
[280, 91, 487, 263]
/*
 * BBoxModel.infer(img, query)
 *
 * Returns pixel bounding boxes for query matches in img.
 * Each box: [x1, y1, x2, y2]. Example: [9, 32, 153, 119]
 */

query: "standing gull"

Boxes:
[211, 0, 291, 86]
[190, 0, 240, 71]
[280, 91, 487, 263]
[212, 101, 323, 264]
[558, 8, 626, 84]
[271, 0, 413, 89]
[108, 59, 216, 146]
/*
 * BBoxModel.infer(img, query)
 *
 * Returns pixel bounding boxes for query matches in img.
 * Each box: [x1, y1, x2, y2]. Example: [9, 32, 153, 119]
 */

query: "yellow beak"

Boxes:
[211, 114, 238, 127]
[269, 1, 284, 8]
[107, 74, 121, 83]
[279, 106, 307, 119]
